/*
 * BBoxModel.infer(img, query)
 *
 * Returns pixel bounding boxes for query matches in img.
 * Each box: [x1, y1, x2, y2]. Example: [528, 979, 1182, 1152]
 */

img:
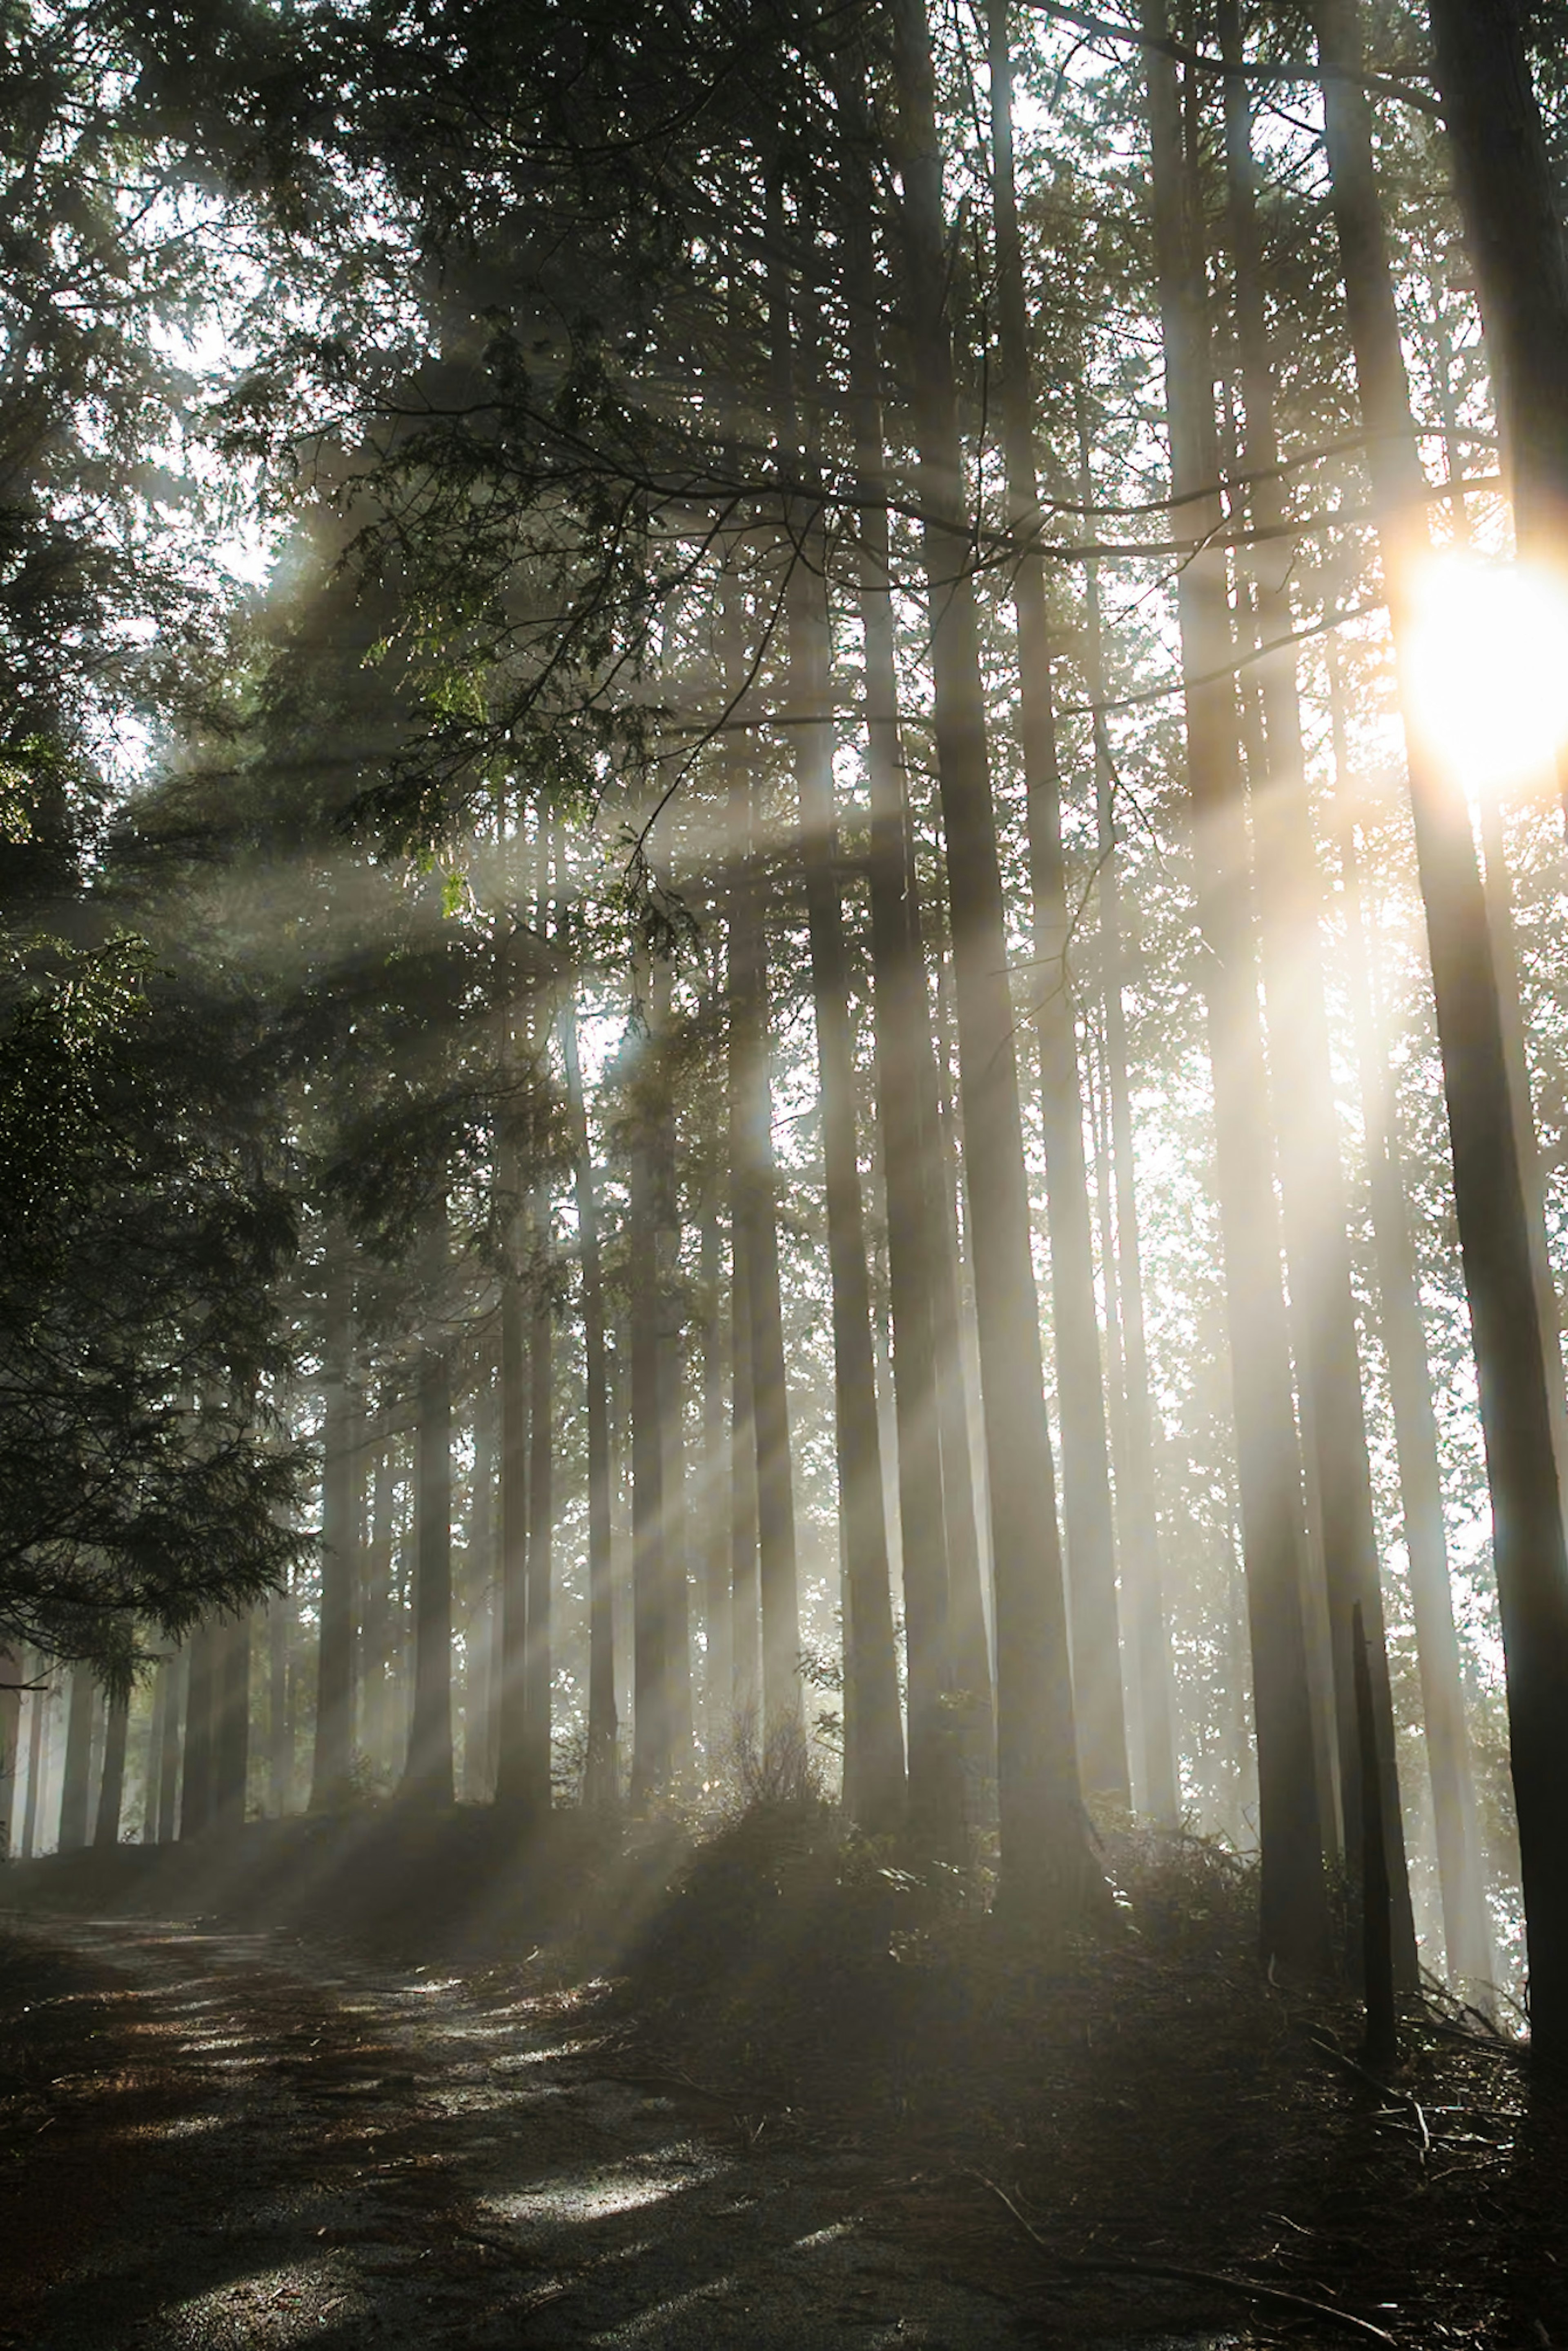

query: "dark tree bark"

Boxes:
[93, 1687, 129, 1849]
[179, 1620, 218, 1842]
[19, 1668, 46, 1859]
[1143, 0, 1331, 1973]
[56, 1662, 94, 1852]
[403, 1218, 455, 1805]
[650, 952, 693, 1784]
[462, 1360, 496, 1801]
[989, 0, 1129, 1806]
[722, 575, 801, 1754]
[1315, 0, 1568, 2061]
[1077, 408, 1180, 1827]
[495, 1248, 530, 1804]
[890, 0, 1096, 1920]
[561, 966, 619, 1806]
[842, 159, 952, 1842]
[1354, 1602, 1399, 2069]
[212, 1610, 250, 1829]
[1425, 0, 1568, 558]
[157, 1647, 185, 1842]
[361, 1433, 396, 1786]
[1333, 702, 1496, 2001]
[772, 187, 905, 1836]
[1218, 0, 1417, 1982]
[310, 1250, 356, 1810]
[697, 1192, 733, 1761]
[629, 949, 670, 1805]
[143, 1660, 169, 1842]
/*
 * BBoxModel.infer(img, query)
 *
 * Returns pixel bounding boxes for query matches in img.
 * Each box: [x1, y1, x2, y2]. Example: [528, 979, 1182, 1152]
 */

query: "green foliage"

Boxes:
[0, 930, 310, 1690]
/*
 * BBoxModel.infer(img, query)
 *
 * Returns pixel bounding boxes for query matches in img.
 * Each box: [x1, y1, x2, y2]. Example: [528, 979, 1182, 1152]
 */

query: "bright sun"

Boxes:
[1403, 553, 1568, 793]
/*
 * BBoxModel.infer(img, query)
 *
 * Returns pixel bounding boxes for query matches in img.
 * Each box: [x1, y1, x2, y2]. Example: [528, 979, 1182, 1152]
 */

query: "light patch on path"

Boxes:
[1, 1912, 1240, 2349]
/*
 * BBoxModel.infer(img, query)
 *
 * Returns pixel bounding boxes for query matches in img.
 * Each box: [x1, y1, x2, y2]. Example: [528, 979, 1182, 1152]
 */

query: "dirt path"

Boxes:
[0, 1912, 1233, 2349]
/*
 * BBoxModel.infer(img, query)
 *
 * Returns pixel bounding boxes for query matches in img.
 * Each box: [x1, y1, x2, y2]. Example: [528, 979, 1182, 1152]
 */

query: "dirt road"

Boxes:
[0, 1912, 1235, 2349]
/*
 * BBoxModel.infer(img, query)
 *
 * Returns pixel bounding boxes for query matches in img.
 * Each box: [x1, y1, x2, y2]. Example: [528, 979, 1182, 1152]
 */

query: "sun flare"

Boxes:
[1403, 553, 1568, 793]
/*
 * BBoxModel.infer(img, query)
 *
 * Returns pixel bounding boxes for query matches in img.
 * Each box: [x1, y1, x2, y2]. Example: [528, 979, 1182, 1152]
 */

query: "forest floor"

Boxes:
[0, 1806, 1561, 2350]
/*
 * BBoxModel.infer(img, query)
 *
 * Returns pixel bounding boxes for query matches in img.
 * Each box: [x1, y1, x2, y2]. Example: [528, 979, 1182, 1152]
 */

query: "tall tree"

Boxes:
[889, 0, 1097, 1918]
[1315, 0, 1568, 2059]
[989, 0, 1129, 1807]
[1143, 0, 1330, 1972]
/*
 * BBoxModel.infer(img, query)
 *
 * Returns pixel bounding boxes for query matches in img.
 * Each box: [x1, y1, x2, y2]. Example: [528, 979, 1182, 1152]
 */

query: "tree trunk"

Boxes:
[925, 963, 996, 1768]
[722, 576, 801, 1754]
[561, 968, 619, 1806]
[143, 1661, 169, 1843]
[0, 1656, 18, 1858]
[19, 1666, 46, 1859]
[212, 1611, 250, 1829]
[403, 1220, 455, 1804]
[462, 1362, 496, 1801]
[989, 0, 1128, 1805]
[1143, 0, 1331, 1973]
[157, 1648, 185, 1842]
[629, 955, 669, 1805]
[1218, 0, 1416, 1982]
[1315, 0, 1568, 2063]
[651, 952, 694, 1785]
[1424, 0, 1568, 559]
[698, 1194, 733, 1763]
[310, 1250, 356, 1810]
[842, 173, 955, 1840]
[180, 1620, 218, 1842]
[56, 1661, 95, 1853]
[495, 1272, 530, 1803]
[1077, 408, 1181, 1827]
[890, 0, 1094, 1920]
[1334, 728, 1496, 2001]
[772, 190, 905, 1836]
[519, 880, 560, 1820]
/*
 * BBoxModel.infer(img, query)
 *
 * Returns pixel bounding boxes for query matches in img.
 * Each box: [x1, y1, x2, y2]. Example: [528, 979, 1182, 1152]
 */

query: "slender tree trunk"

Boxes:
[311, 1250, 356, 1810]
[157, 1647, 185, 1841]
[729, 1196, 761, 1724]
[925, 967, 995, 1758]
[266, 1573, 290, 1813]
[496, 1272, 530, 1804]
[1336, 760, 1497, 1999]
[180, 1621, 217, 1842]
[561, 969, 619, 1806]
[698, 1193, 733, 1761]
[143, 1661, 169, 1842]
[1315, 0, 1568, 2061]
[1077, 410, 1180, 1827]
[0, 1657, 18, 1858]
[722, 573, 800, 1752]
[89, 1690, 126, 1849]
[1218, 0, 1417, 1978]
[462, 1362, 496, 1801]
[651, 952, 694, 1784]
[629, 953, 669, 1805]
[773, 191, 905, 1834]
[19, 1668, 46, 1859]
[403, 1219, 455, 1804]
[989, 0, 1128, 1804]
[890, 0, 1095, 1918]
[212, 1611, 250, 1829]
[1143, 0, 1330, 1972]
[842, 174, 951, 1838]
[56, 1662, 94, 1852]
[524, 1220, 555, 1818]
[520, 858, 560, 1818]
